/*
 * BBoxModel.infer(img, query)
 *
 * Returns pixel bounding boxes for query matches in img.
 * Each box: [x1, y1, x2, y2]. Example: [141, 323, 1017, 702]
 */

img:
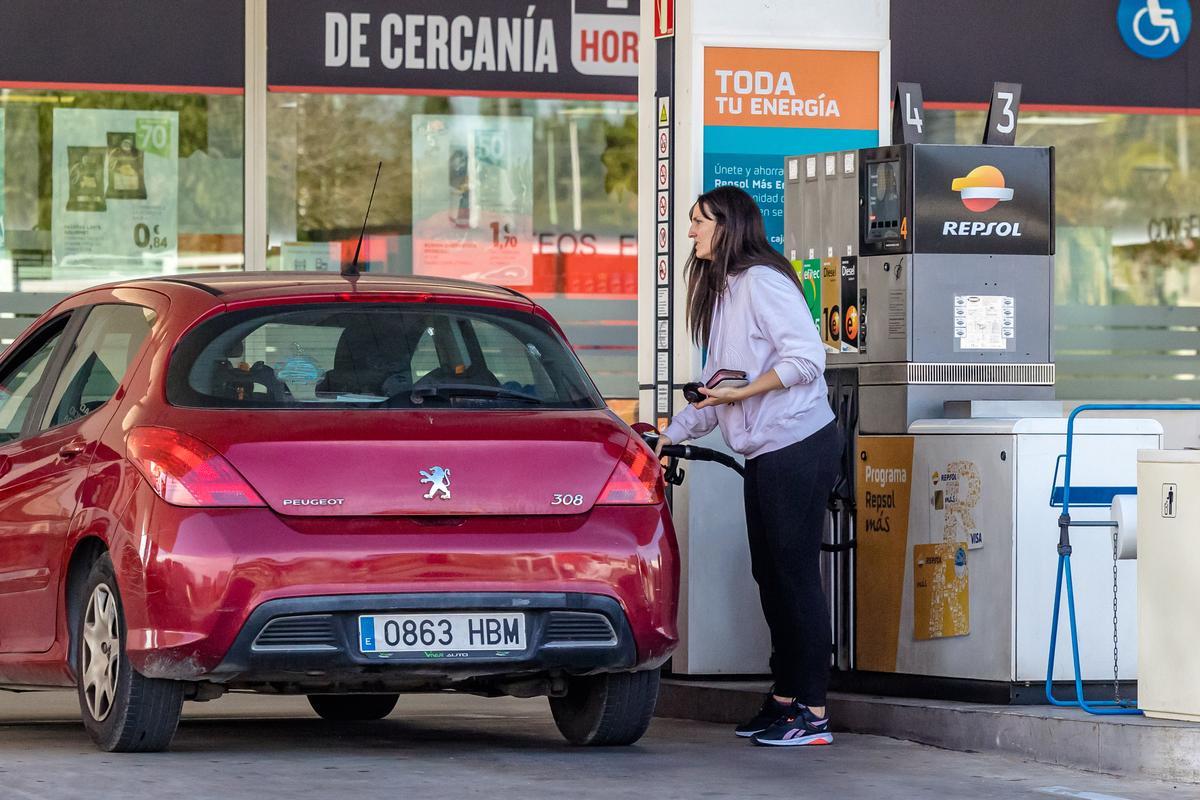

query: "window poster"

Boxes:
[411, 115, 533, 285]
[51, 109, 179, 282]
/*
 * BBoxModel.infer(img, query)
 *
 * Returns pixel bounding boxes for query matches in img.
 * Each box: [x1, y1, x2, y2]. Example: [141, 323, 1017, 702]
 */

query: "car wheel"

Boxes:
[76, 554, 184, 752]
[550, 669, 660, 746]
[307, 693, 400, 721]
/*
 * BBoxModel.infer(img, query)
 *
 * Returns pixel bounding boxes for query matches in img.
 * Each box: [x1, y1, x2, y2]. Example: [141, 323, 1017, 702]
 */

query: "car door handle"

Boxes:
[58, 441, 87, 460]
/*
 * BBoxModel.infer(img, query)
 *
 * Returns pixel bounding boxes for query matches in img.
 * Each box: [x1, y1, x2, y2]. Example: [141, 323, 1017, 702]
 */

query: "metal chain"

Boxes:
[1112, 524, 1121, 704]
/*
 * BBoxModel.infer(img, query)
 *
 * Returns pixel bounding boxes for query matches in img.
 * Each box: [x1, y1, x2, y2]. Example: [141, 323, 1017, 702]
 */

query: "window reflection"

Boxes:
[267, 93, 638, 417]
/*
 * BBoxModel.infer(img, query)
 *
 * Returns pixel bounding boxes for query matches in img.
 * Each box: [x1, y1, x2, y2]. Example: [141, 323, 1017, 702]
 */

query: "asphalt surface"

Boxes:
[0, 691, 1193, 799]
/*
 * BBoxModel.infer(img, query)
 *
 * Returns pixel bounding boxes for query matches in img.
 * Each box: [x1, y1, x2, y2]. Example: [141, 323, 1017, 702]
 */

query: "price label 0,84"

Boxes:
[133, 223, 170, 250]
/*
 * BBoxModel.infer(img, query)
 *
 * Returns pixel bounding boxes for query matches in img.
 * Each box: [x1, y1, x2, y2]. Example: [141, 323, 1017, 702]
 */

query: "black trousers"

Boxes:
[743, 420, 842, 706]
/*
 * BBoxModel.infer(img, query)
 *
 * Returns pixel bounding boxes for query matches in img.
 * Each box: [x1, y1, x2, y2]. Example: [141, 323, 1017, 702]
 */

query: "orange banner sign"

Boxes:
[704, 47, 878, 130]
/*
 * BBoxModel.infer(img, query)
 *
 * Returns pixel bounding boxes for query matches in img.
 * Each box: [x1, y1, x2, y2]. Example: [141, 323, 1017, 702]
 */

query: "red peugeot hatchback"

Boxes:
[0, 273, 678, 751]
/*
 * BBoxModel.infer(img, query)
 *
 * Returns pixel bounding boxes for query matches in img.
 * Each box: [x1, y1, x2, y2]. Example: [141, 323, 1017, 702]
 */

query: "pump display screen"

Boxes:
[866, 160, 902, 242]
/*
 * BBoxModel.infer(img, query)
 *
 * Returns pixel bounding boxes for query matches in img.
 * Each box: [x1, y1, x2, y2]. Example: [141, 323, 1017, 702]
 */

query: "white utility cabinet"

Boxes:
[891, 417, 1160, 684]
[1137, 450, 1200, 721]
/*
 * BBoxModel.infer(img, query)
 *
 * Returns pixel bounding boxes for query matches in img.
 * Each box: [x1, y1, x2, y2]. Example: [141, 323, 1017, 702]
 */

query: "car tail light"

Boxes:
[126, 427, 265, 507]
[596, 437, 664, 505]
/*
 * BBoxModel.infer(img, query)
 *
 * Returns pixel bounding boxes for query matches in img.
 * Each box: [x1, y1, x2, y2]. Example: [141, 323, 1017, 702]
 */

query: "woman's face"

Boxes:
[688, 202, 719, 260]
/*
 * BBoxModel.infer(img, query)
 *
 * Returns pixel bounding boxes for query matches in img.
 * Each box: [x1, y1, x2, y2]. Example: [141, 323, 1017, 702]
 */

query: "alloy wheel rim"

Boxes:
[81, 584, 120, 722]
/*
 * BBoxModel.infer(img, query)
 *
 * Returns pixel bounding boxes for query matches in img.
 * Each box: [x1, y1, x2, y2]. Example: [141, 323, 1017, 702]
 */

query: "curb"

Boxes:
[657, 680, 1200, 784]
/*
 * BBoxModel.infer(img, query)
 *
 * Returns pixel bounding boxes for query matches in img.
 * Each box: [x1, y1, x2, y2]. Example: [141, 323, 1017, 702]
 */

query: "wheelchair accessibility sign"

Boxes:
[1118, 0, 1192, 59]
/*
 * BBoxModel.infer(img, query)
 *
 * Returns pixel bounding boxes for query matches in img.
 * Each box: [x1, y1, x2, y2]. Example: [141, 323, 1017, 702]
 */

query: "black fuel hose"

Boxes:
[657, 444, 745, 477]
[653, 442, 853, 553]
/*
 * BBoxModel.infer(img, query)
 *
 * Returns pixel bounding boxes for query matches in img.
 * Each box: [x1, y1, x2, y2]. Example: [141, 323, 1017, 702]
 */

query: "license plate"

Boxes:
[358, 613, 526, 654]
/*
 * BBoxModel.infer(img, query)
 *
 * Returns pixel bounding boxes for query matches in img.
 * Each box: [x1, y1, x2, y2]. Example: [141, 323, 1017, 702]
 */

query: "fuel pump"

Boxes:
[783, 121, 1160, 701]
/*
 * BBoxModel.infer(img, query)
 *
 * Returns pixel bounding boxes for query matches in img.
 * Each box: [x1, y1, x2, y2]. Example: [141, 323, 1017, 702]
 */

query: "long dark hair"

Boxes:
[684, 186, 803, 348]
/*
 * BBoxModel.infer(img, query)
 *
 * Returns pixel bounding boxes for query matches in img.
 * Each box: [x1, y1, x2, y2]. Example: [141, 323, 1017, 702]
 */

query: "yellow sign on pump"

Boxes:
[854, 436, 915, 673]
[913, 542, 970, 640]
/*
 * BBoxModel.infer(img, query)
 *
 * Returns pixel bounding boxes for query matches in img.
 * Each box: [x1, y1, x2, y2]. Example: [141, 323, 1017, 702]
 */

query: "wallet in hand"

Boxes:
[683, 369, 748, 403]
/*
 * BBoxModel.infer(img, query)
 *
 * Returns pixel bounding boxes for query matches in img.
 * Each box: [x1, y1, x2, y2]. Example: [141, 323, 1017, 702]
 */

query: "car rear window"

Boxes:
[166, 302, 604, 410]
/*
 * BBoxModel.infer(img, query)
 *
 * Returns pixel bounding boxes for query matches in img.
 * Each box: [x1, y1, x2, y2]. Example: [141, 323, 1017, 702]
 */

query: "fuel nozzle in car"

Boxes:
[635, 427, 686, 486]
[634, 425, 745, 487]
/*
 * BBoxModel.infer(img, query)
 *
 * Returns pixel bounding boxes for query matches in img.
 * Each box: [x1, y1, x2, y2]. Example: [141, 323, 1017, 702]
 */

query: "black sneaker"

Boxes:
[734, 694, 790, 738]
[752, 702, 833, 746]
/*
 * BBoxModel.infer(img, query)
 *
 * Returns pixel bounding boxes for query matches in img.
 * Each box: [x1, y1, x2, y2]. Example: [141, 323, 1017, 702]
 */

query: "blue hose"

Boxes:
[1046, 403, 1200, 715]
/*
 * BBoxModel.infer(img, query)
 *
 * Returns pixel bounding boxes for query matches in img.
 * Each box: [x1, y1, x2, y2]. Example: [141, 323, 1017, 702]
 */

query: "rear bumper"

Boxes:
[206, 592, 637, 690]
[112, 484, 679, 681]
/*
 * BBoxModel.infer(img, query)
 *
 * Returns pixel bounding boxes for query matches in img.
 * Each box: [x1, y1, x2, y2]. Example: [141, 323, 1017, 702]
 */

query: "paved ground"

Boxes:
[0, 691, 1193, 800]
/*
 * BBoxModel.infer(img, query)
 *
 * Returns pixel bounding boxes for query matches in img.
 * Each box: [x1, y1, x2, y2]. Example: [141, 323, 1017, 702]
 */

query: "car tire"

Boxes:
[549, 669, 660, 746]
[307, 693, 400, 721]
[76, 554, 184, 753]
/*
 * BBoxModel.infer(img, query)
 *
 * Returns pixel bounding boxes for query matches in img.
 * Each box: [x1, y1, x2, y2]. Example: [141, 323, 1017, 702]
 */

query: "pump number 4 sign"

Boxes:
[893, 82, 924, 145]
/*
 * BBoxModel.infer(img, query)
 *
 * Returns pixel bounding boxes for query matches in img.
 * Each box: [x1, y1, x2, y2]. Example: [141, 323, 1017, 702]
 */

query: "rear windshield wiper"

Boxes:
[408, 383, 543, 404]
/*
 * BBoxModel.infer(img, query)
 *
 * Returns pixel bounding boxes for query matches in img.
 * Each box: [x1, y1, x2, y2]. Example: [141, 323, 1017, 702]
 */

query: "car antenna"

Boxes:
[343, 161, 382, 278]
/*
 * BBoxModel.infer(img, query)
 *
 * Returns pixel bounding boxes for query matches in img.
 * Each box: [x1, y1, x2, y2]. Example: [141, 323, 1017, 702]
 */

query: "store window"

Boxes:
[266, 94, 638, 417]
[927, 109, 1200, 400]
[0, 1, 245, 304]
[0, 89, 244, 295]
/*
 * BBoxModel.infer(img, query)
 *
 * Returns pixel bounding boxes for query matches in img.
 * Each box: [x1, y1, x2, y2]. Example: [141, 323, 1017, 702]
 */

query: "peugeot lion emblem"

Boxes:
[419, 466, 452, 500]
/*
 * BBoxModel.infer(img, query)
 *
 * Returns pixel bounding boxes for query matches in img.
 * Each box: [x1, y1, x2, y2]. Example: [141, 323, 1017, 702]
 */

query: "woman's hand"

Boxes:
[694, 369, 784, 409]
[694, 384, 744, 409]
[654, 434, 674, 457]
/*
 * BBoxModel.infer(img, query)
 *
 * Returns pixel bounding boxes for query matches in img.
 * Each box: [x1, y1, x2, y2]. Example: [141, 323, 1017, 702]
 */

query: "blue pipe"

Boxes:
[1060, 403, 1200, 515]
[1047, 403, 1200, 715]
[1045, 553, 1069, 706]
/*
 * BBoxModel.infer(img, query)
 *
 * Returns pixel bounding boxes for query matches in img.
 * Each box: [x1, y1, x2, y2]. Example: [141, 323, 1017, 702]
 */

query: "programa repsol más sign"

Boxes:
[268, 0, 639, 99]
[912, 145, 1053, 256]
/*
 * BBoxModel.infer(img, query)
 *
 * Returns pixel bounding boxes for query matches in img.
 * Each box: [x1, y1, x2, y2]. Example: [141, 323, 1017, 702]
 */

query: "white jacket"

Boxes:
[663, 265, 833, 459]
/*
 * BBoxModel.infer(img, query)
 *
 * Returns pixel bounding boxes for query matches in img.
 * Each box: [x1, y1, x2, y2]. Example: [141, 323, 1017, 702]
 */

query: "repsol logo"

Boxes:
[282, 498, 346, 506]
[942, 221, 1023, 237]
